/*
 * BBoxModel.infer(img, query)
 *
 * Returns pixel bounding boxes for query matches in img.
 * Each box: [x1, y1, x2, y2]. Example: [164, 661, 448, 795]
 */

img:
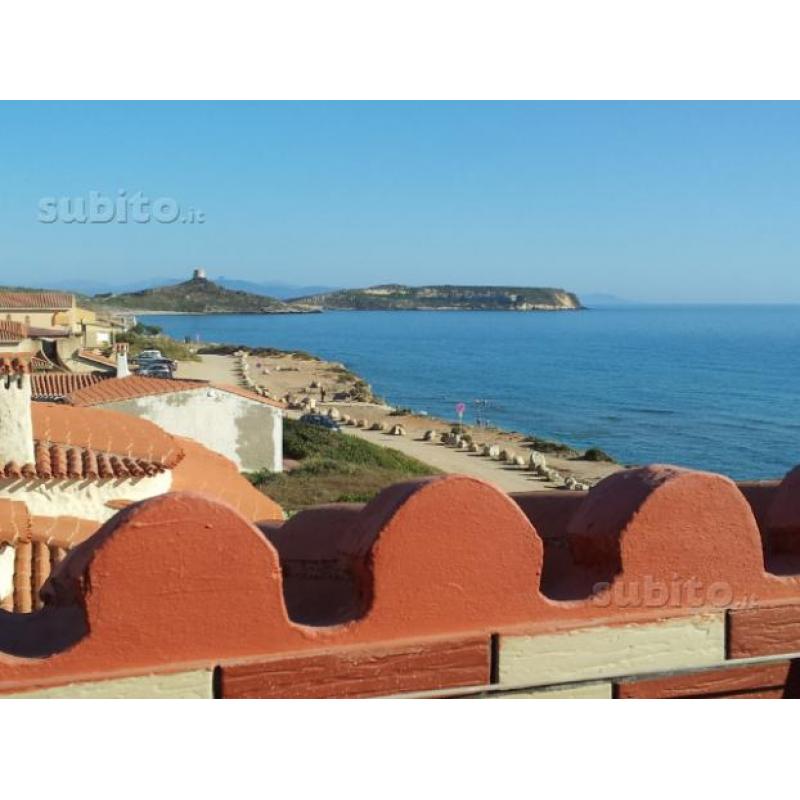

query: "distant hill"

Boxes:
[37, 276, 339, 300]
[88, 274, 319, 314]
[289, 284, 583, 311]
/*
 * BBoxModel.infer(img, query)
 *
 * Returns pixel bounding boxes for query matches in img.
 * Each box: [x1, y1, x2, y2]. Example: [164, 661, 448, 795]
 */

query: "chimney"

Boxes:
[0, 353, 35, 467]
[115, 342, 130, 378]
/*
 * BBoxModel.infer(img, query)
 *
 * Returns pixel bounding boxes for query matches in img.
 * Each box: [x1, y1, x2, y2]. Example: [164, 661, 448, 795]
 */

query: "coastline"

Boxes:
[177, 340, 621, 493]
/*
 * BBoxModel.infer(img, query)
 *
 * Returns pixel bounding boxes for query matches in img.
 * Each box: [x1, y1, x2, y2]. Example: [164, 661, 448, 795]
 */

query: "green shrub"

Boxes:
[115, 332, 198, 361]
[335, 491, 378, 503]
[581, 447, 615, 463]
[282, 418, 435, 474]
[523, 436, 576, 456]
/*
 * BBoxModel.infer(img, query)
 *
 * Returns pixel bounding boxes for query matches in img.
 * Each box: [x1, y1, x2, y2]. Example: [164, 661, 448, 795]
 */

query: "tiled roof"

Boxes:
[66, 375, 207, 405]
[65, 375, 286, 409]
[3, 442, 168, 481]
[2, 404, 184, 484]
[0, 320, 29, 343]
[30, 402, 185, 468]
[0, 291, 73, 310]
[208, 382, 286, 409]
[31, 371, 111, 401]
[2, 402, 183, 481]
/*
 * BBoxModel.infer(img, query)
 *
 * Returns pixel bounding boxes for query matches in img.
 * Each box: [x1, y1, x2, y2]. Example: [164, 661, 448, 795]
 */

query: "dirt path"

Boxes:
[175, 354, 240, 384]
[341, 425, 553, 493]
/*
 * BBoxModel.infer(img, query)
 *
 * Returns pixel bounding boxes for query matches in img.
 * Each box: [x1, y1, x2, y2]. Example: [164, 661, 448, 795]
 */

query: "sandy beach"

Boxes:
[179, 350, 621, 492]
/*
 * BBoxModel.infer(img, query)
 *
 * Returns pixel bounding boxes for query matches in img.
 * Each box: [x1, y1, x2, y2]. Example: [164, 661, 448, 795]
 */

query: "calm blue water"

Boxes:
[143, 306, 800, 480]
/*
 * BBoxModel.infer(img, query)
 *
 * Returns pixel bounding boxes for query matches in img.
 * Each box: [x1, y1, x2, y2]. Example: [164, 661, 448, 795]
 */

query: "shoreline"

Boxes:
[124, 305, 584, 316]
[177, 340, 622, 493]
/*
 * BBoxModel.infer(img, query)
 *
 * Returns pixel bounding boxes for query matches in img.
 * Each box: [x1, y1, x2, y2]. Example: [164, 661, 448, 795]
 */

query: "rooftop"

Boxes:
[0, 291, 73, 310]
[64, 373, 286, 409]
[0, 320, 29, 343]
[30, 402, 185, 467]
[31, 371, 112, 401]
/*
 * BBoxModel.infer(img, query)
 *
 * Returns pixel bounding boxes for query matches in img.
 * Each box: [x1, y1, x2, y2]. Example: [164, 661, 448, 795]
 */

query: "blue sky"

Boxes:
[0, 101, 798, 302]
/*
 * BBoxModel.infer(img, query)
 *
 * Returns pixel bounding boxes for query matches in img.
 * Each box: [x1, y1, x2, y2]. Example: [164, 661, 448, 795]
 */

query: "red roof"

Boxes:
[0, 320, 29, 343]
[30, 402, 184, 468]
[2, 403, 184, 485]
[0, 291, 73, 310]
[3, 443, 168, 481]
[65, 375, 285, 409]
[31, 371, 112, 401]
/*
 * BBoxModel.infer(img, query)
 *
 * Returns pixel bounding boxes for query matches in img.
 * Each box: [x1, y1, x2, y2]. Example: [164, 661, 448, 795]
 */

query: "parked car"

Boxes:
[299, 413, 342, 432]
[141, 357, 177, 371]
[138, 349, 163, 361]
[138, 364, 173, 379]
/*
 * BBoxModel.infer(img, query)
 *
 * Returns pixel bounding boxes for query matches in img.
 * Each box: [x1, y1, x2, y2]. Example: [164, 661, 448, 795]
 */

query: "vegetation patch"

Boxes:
[523, 435, 578, 456]
[197, 343, 321, 361]
[115, 324, 199, 361]
[248, 418, 440, 512]
[580, 447, 615, 463]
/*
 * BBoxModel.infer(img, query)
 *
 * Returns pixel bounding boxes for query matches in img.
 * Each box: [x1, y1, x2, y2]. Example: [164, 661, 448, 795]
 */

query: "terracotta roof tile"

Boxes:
[65, 374, 286, 409]
[0, 320, 29, 343]
[66, 375, 207, 405]
[30, 402, 185, 469]
[30, 514, 98, 548]
[4, 435, 170, 481]
[31, 371, 111, 401]
[0, 291, 73, 310]
[208, 382, 287, 409]
[0, 499, 32, 545]
[170, 436, 284, 522]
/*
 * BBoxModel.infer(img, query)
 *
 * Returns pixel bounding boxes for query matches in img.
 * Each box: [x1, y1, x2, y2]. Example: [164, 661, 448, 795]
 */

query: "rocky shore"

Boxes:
[185, 342, 621, 493]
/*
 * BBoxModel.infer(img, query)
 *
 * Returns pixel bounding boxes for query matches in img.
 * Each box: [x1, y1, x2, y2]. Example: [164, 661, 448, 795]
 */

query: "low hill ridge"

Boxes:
[289, 284, 582, 311]
[89, 275, 318, 314]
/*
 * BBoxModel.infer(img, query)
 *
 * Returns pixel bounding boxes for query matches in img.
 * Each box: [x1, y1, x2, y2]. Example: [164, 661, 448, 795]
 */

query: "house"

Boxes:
[0, 290, 118, 355]
[0, 346, 284, 613]
[32, 345, 285, 473]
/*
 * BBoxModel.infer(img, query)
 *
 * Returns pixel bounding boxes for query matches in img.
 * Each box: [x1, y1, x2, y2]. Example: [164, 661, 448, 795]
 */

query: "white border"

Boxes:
[1, 1, 799, 99]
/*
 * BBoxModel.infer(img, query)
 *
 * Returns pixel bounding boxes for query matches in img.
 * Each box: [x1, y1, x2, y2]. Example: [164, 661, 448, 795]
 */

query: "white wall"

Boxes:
[0, 471, 173, 523]
[0, 373, 35, 466]
[99, 387, 282, 472]
[0, 544, 14, 604]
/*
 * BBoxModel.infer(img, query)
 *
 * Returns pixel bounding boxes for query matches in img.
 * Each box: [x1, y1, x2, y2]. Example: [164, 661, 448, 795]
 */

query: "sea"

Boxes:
[142, 305, 800, 481]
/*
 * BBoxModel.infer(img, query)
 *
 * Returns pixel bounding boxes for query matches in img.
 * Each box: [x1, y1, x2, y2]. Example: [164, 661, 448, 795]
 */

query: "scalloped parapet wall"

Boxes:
[2, 465, 800, 698]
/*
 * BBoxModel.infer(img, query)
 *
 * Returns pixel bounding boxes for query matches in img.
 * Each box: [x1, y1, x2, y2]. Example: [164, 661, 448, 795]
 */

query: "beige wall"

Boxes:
[2, 310, 60, 328]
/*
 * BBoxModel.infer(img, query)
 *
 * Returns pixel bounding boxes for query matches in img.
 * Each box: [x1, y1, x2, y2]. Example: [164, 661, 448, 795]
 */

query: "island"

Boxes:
[288, 284, 583, 311]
